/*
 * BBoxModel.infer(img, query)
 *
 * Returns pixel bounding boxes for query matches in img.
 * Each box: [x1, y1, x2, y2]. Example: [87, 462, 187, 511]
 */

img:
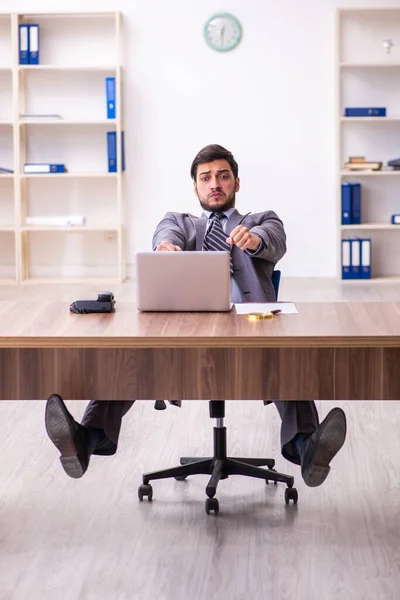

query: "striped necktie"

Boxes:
[202, 212, 234, 275]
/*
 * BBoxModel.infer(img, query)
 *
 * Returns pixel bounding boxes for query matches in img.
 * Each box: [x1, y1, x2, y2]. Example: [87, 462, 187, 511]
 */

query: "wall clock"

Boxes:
[204, 13, 242, 52]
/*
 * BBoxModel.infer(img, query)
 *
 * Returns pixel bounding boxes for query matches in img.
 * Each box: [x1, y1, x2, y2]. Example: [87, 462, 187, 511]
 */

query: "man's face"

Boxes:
[194, 159, 240, 212]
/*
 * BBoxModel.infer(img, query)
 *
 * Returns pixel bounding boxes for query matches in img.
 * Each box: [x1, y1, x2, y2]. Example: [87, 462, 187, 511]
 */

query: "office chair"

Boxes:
[139, 269, 297, 515]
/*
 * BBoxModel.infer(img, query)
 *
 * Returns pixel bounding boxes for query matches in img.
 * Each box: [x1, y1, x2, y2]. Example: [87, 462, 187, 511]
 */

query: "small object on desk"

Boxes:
[235, 302, 297, 315]
[246, 312, 273, 321]
[69, 291, 115, 314]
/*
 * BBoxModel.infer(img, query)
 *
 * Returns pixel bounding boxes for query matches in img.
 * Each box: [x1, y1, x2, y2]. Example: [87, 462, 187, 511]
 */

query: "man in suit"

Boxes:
[45, 144, 346, 488]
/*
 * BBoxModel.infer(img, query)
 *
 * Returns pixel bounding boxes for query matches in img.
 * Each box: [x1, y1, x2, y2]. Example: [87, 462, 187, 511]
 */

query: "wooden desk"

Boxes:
[0, 301, 399, 401]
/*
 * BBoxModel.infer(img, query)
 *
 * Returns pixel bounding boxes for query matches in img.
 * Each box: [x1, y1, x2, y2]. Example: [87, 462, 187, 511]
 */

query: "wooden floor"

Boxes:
[1, 278, 400, 600]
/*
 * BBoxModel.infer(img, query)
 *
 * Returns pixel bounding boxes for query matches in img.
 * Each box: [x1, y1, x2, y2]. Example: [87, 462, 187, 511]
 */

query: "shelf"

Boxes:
[340, 170, 400, 177]
[341, 276, 400, 283]
[340, 62, 400, 68]
[22, 226, 119, 232]
[341, 223, 400, 230]
[19, 119, 117, 126]
[0, 121, 13, 126]
[18, 65, 118, 72]
[0, 278, 17, 285]
[0, 226, 15, 231]
[21, 172, 119, 179]
[340, 117, 400, 122]
[19, 11, 119, 17]
[0, 67, 12, 72]
[21, 277, 121, 285]
[0, 174, 14, 179]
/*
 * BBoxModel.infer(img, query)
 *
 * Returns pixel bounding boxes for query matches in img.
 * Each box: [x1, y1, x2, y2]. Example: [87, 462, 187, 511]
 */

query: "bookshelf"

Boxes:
[0, 11, 125, 283]
[337, 8, 400, 282]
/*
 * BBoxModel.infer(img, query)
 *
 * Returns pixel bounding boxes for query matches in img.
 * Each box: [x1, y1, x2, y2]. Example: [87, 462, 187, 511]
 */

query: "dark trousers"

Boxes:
[81, 400, 319, 465]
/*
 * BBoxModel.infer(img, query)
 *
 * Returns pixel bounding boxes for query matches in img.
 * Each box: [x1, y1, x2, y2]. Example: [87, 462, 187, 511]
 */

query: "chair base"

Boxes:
[139, 401, 298, 514]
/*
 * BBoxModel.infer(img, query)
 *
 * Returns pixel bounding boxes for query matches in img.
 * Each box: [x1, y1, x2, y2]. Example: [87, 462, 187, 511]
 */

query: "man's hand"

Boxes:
[156, 241, 182, 251]
[226, 226, 261, 252]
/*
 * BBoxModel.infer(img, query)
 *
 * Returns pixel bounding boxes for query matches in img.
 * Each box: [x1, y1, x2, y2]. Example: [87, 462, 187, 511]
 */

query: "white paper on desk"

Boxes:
[235, 302, 298, 314]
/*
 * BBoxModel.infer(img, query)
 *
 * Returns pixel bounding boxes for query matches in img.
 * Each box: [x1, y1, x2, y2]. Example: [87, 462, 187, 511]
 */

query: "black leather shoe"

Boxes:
[45, 394, 90, 479]
[301, 407, 347, 487]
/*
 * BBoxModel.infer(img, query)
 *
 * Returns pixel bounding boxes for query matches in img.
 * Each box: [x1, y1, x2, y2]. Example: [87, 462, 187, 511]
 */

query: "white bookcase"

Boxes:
[337, 8, 400, 282]
[0, 11, 125, 284]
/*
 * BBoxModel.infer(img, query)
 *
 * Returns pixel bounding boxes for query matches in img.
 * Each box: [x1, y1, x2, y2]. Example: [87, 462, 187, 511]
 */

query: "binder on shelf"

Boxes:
[107, 132, 117, 172]
[106, 77, 116, 119]
[360, 238, 371, 279]
[350, 238, 361, 279]
[341, 182, 352, 225]
[391, 214, 400, 224]
[344, 107, 386, 117]
[350, 183, 361, 225]
[121, 131, 125, 172]
[341, 239, 351, 279]
[23, 164, 66, 174]
[28, 24, 39, 65]
[19, 24, 29, 65]
[25, 216, 85, 227]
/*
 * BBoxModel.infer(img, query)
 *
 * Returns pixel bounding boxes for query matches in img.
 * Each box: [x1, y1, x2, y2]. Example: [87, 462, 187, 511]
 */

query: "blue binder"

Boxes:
[344, 107, 386, 117]
[341, 239, 351, 279]
[350, 238, 361, 279]
[391, 214, 400, 224]
[341, 183, 352, 225]
[107, 132, 117, 172]
[350, 183, 361, 224]
[106, 77, 116, 119]
[23, 164, 66, 174]
[121, 131, 125, 171]
[19, 25, 29, 64]
[360, 238, 371, 279]
[28, 24, 39, 64]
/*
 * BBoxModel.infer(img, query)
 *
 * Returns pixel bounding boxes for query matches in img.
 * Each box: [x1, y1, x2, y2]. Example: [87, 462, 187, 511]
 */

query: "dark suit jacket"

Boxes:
[152, 209, 286, 302]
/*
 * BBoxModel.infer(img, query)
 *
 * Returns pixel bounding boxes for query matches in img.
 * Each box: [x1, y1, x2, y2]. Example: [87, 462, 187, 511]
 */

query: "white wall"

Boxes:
[3, 0, 400, 277]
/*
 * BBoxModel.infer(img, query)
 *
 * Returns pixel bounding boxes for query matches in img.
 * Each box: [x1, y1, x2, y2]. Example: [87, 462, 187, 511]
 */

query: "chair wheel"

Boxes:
[284, 487, 298, 505]
[266, 468, 278, 485]
[138, 483, 153, 501]
[205, 497, 219, 515]
[174, 476, 187, 481]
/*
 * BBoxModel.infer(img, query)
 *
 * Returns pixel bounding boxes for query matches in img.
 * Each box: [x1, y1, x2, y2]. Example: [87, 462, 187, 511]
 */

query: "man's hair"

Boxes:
[190, 144, 239, 181]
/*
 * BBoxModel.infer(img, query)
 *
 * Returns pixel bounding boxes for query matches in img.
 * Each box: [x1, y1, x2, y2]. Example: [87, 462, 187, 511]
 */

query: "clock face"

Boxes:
[204, 13, 242, 52]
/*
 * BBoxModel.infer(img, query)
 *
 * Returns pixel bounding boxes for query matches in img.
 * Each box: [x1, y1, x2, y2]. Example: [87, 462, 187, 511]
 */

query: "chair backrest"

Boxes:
[271, 269, 281, 301]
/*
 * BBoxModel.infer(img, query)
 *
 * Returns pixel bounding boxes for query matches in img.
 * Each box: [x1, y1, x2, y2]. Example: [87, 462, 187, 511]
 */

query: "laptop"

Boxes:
[135, 251, 231, 311]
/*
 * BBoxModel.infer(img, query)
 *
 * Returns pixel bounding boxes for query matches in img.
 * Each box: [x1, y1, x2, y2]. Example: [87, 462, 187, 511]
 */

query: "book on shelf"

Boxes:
[0, 167, 14, 174]
[25, 216, 85, 227]
[343, 157, 382, 171]
[23, 164, 67, 174]
[391, 214, 400, 225]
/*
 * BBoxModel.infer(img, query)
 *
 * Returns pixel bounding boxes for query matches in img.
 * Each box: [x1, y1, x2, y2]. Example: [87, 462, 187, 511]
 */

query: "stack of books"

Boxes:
[343, 157, 382, 171]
